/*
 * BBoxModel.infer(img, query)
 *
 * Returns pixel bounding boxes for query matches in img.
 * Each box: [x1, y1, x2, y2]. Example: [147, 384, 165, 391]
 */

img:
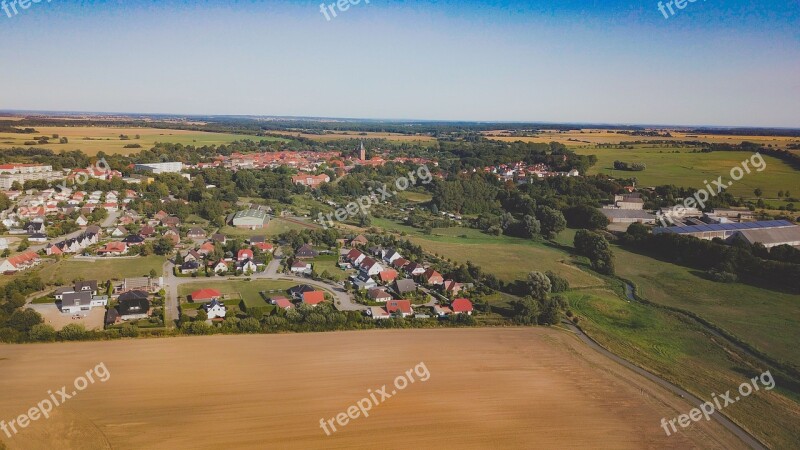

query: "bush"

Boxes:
[119, 324, 140, 337]
[545, 271, 570, 293]
[58, 324, 88, 341]
[238, 317, 261, 333]
[29, 323, 56, 342]
[707, 269, 738, 283]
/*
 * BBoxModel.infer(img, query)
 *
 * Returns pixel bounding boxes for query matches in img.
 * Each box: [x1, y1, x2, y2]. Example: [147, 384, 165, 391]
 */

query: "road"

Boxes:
[162, 252, 363, 327]
[563, 322, 767, 450]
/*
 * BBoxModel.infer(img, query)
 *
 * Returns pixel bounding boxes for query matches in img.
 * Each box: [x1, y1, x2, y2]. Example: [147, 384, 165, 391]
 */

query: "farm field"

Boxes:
[0, 126, 286, 156]
[612, 245, 800, 369]
[35, 255, 166, 285]
[483, 128, 800, 147]
[271, 130, 436, 145]
[566, 287, 800, 449]
[573, 146, 799, 199]
[0, 328, 745, 449]
[370, 218, 603, 288]
[178, 279, 296, 303]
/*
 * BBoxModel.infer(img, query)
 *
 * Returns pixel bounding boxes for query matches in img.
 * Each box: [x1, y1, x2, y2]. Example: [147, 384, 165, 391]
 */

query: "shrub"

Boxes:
[58, 324, 88, 341]
[29, 324, 56, 342]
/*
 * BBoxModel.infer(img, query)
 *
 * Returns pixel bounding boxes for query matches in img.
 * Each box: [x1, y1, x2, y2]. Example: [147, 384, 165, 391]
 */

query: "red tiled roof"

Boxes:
[452, 298, 474, 313]
[379, 269, 398, 282]
[191, 289, 221, 301]
[386, 300, 412, 314]
[302, 291, 325, 305]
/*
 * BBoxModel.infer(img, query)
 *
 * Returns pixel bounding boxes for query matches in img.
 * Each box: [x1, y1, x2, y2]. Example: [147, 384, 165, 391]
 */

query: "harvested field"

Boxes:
[0, 328, 745, 449]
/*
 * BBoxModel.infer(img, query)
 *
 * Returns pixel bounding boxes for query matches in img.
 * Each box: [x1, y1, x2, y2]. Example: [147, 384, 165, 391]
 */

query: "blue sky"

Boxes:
[0, 0, 798, 126]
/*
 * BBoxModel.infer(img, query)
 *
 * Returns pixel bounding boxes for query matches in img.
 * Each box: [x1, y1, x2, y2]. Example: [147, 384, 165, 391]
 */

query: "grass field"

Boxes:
[371, 218, 603, 288]
[612, 245, 800, 369]
[178, 280, 297, 303]
[567, 287, 800, 449]
[0, 126, 287, 156]
[218, 217, 314, 239]
[573, 146, 800, 199]
[35, 255, 166, 285]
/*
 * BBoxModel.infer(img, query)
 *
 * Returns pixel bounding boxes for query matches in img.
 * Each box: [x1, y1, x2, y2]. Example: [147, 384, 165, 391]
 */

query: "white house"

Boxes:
[237, 259, 258, 274]
[76, 215, 89, 227]
[212, 260, 229, 274]
[203, 299, 227, 319]
[368, 306, 391, 320]
[60, 292, 107, 314]
[291, 260, 312, 274]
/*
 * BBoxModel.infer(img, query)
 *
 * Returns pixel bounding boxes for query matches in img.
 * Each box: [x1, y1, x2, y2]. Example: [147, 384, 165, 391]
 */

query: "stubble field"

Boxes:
[0, 328, 744, 449]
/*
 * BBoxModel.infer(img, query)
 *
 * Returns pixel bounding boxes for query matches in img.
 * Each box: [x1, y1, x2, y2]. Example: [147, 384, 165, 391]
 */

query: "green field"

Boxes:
[311, 254, 350, 281]
[0, 125, 288, 156]
[371, 218, 603, 287]
[567, 287, 800, 449]
[35, 255, 166, 285]
[574, 146, 800, 199]
[218, 217, 315, 239]
[613, 245, 800, 369]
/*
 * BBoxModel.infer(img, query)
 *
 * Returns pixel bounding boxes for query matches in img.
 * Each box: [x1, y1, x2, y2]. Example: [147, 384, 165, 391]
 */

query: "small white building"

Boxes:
[203, 299, 227, 319]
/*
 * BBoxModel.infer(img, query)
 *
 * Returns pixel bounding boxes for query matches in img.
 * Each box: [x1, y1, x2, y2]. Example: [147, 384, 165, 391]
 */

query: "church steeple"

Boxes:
[359, 140, 366, 161]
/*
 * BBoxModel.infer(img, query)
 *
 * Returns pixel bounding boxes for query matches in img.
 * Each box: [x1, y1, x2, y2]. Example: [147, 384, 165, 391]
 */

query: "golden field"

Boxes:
[483, 129, 800, 147]
[0, 126, 282, 156]
[0, 329, 744, 449]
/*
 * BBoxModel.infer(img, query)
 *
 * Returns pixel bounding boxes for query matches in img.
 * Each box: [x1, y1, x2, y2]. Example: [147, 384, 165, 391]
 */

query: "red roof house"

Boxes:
[191, 288, 222, 302]
[302, 291, 325, 306]
[451, 298, 474, 315]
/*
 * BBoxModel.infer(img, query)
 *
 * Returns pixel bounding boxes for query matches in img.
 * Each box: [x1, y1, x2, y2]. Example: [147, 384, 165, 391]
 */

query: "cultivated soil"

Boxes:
[0, 328, 746, 449]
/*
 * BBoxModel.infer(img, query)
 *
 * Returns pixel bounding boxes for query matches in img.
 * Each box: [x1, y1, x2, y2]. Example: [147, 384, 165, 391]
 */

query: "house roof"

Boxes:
[394, 278, 417, 293]
[275, 297, 294, 309]
[118, 290, 149, 301]
[62, 291, 92, 306]
[191, 288, 221, 301]
[368, 288, 391, 300]
[379, 269, 398, 282]
[117, 298, 150, 315]
[452, 298, 474, 313]
[238, 249, 254, 259]
[386, 299, 412, 314]
[302, 291, 325, 305]
[423, 268, 442, 280]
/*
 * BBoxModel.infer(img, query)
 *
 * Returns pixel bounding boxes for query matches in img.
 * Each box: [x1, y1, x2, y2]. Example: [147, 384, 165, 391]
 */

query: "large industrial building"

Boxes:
[133, 162, 184, 174]
[0, 164, 63, 190]
[653, 220, 800, 247]
[230, 209, 269, 229]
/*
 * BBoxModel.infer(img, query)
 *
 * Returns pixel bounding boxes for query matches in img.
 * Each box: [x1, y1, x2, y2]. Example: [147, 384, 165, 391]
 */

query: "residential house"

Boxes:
[383, 249, 402, 264]
[359, 257, 384, 277]
[122, 235, 146, 246]
[422, 268, 444, 285]
[187, 227, 206, 239]
[117, 298, 151, 321]
[391, 258, 409, 270]
[179, 260, 200, 274]
[379, 269, 399, 284]
[295, 244, 318, 259]
[442, 280, 464, 296]
[386, 300, 413, 318]
[212, 260, 229, 274]
[367, 288, 392, 302]
[405, 262, 426, 276]
[274, 297, 294, 309]
[237, 249, 254, 261]
[451, 298, 474, 315]
[212, 234, 227, 245]
[96, 242, 128, 256]
[291, 260, 312, 274]
[433, 305, 453, 317]
[191, 288, 221, 303]
[288, 284, 316, 300]
[346, 248, 366, 266]
[76, 215, 88, 227]
[351, 272, 378, 290]
[198, 241, 215, 256]
[302, 290, 325, 306]
[237, 259, 258, 273]
[368, 306, 391, 319]
[183, 249, 203, 262]
[393, 278, 417, 296]
[203, 299, 227, 319]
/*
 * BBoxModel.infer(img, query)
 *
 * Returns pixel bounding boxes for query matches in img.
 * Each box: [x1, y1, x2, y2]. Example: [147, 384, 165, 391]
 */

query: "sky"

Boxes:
[0, 0, 798, 127]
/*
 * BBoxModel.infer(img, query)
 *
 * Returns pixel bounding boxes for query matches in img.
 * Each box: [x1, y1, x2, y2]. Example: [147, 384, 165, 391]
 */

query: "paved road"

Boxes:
[563, 321, 767, 450]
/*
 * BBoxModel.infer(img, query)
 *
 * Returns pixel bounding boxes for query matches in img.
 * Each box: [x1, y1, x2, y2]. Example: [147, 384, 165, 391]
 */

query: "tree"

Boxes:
[522, 215, 541, 239]
[149, 268, 158, 278]
[754, 188, 763, 198]
[574, 229, 615, 275]
[8, 308, 43, 332]
[527, 271, 552, 300]
[16, 238, 30, 252]
[28, 323, 56, 342]
[545, 271, 570, 293]
[195, 309, 208, 322]
[58, 324, 88, 341]
[152, 237, 175, 256]
[512, 296, 540, 325]
[238, 317, 261, 333]
[536, 206, 566, 238]
[539, 296, 564, 325]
